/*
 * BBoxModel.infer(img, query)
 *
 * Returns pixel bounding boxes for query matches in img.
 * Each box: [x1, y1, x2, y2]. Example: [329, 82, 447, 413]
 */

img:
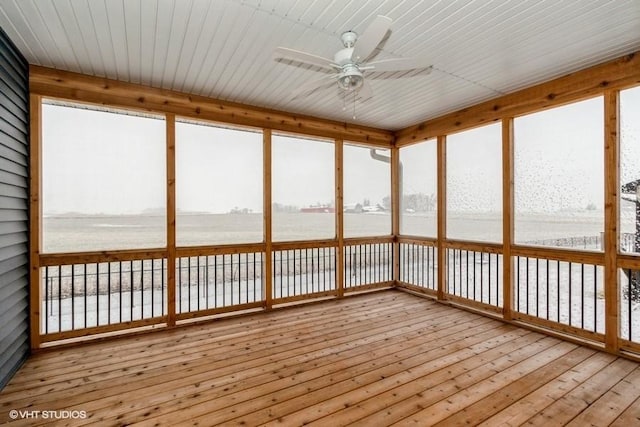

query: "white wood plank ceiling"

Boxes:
[0, 0, 638, 130]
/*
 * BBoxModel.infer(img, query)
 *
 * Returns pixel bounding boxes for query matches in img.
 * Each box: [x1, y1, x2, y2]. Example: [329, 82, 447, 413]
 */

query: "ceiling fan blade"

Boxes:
[290, 75, 337, 100]
[351, 15, 393, 63]
[367, 58, 433, 73]
[273, 47, 340, 71]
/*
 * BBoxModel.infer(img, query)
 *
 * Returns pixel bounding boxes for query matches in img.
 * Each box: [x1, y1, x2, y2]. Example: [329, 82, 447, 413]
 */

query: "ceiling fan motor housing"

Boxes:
[334, 46, 364, 92]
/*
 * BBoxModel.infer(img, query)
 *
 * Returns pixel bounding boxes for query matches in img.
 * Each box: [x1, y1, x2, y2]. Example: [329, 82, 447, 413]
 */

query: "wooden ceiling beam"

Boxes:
[29, 65, 394, 147]
[395, 51, 640, 146]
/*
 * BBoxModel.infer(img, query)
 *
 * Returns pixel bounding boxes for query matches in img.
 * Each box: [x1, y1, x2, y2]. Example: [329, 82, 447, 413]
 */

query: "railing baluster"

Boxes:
[359, 245, 363, 286]
[44, 267, 49, 334]
[151, 259, 155, 317]
[378, 243, 381, 284]
[223, 254, 227, 306]
[535, 258, 540, 317]
[186, 257, 190, 310]
[432, 246, 436, 289]
[129, 261, 134, 321]
[546, 259, 550, 320]
[280, 251, 296, 296]
[629, 269, 633, 340]
[214, 255, 218, 308]
[420, 244, 424, 287]
[244, 252, 249, 303]
[480, 252, 484, 302]
[556, 260, 560, 323]
[140, 260, 145, 319]
[118, 262, 122, 323]
[569, 262, 572, 326]
[311, 248, 315, 293]
[205, 256, 209, 309]
[196, 256, 200, 311]
[58, 265, 62, 331]
[71, 265, 76, 329]
[465, 250, 469, 299]
[581, 263, 584, 329]
[447, 249, 451, 294]
[516, 256, 520, 312]
[457, 249, 462, 296]
[593, 264, 597, 332]
[525, 257, 529, 314]
[175, 258, 180, 312]
[229, 254, 236, 305]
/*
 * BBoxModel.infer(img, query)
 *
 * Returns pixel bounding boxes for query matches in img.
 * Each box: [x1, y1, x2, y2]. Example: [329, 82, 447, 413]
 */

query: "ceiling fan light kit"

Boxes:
[337, 64, 364, 91]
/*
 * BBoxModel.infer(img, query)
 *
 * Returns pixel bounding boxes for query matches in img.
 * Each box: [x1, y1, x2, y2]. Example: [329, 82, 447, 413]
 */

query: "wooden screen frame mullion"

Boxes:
[604, 89, 619, 352]
[29, 94, 42, 349]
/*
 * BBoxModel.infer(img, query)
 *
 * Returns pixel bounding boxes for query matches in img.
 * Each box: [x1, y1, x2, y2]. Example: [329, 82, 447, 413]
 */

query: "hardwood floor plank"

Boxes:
[477, 351, 617, 426]
[2, 295, 427, 396]
[107, 316, 508, 426]
[565, 366, 640, 426]
[389, 341, 580, 426]
[80, 306, 480, 425]
[432, 346, 596, 426]
[610, 395, 640, 426]
[87, 311, 485, 426]
[230, 328, 540, 426]
[522, 357, 639, 426]
[17, 291, 398, 379]
[269, 329, 542, 426]
[3, 298, 447, 411]
[333, 336, 564, 427]
[9, 292, 410, 381]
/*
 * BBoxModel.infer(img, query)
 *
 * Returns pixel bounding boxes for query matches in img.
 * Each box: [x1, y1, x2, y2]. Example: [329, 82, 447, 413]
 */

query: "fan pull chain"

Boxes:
[352, 90, 357, 120]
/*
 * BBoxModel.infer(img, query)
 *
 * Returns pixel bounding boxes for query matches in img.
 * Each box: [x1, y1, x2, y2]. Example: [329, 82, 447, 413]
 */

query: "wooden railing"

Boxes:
[394, 238, 629, 352]
[175, 248, 265, 320]
[35, 237, 395, 344]
[343, 237, 394, 291]
[39, 250, 168, 342]
[511, 247, 605, 342]
[36, 236, 640, 363]
[398, 238, 437, 294]
[271, 241, 337, 303]
[445, 241, 503, 313]
[619, 254, 640, 355]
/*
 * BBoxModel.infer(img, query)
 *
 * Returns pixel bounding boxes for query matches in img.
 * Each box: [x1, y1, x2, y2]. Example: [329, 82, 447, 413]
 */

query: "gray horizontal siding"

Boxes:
[0, 25, 29, 391]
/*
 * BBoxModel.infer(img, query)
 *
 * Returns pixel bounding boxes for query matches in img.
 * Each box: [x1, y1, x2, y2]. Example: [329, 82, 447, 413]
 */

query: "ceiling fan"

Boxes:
[273, 15, 432, 103]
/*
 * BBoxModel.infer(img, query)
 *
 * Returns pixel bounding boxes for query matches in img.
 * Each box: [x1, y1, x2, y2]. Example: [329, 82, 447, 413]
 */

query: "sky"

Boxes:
[42, 104, 390, 215]
[42, 86, 640, 216]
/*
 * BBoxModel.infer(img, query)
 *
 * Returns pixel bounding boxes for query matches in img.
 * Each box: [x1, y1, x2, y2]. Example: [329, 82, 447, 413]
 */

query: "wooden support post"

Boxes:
[335, 139, 345, 297]
[166, 114, 176, 326]
[437, 135, 447, 300]
[264, 129, 273, 309]
[29, 94, 42, 349]
[391, 146, 401, 285]
[502, 118, 514, 321]
[604, 90, 619, 352]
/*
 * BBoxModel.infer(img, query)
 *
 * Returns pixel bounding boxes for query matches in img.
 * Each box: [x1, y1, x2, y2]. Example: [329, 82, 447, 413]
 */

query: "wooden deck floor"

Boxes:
[2, 290, 640, 426]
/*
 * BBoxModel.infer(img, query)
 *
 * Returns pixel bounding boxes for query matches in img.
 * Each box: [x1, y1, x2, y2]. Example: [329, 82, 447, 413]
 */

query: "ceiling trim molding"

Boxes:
[29, 65, 394, 146]
[395, 51, 640, 146]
